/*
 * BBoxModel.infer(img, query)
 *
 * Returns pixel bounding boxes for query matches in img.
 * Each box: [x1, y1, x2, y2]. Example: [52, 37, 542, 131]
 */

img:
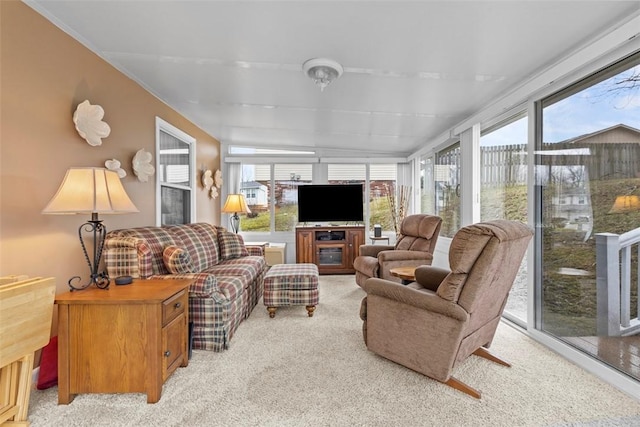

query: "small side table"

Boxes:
[369, 236, 390, 245]
[245, 242, 286, 266]
[56, 278, 192, 404]
[389, 266, 417, 285]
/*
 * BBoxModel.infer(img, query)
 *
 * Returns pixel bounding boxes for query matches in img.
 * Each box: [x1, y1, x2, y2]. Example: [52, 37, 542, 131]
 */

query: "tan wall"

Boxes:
[0, 1, 221, 300]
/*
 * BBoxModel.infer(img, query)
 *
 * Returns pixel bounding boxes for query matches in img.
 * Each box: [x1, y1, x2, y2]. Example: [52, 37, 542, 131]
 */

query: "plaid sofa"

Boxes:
[103, 223, 267, 352]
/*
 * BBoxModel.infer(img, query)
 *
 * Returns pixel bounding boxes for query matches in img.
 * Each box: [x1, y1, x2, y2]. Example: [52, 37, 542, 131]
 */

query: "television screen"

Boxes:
[297, 184, 364, 223]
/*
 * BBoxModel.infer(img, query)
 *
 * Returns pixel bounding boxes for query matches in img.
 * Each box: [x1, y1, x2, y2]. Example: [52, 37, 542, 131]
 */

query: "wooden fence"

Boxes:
[479, 142, 640, 187]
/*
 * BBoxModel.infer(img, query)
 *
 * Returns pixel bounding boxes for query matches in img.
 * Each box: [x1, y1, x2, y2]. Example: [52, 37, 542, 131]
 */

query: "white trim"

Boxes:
[408, 128, 457, 161]
[459, 124, 481, 226]
[526, 103, 537, 330]
[320, 157, 408, 164]
[155, 117, 197, 226]
[225, 156, 409, 164]
[226, 156, 320, 164]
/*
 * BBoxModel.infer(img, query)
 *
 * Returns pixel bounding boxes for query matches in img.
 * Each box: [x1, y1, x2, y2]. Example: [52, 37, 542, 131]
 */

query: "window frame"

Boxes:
[155, 117, 196, 226]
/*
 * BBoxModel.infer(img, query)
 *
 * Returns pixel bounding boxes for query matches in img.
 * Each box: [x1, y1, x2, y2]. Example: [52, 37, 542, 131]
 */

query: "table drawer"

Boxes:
[162, 290, 187, 325]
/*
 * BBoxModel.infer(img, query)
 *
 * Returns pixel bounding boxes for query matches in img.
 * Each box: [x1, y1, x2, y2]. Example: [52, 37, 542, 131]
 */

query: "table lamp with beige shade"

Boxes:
[42, 167, 139, 291]
[222, 194, 251, 233]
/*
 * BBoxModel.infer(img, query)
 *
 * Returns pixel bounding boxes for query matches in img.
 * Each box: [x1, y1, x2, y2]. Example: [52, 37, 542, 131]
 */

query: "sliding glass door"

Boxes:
[538, 54, 640, 380]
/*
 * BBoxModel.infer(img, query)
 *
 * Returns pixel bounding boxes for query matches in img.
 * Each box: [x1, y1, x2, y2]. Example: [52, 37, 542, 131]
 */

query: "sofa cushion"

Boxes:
[205, 256, 266, 286]
[168, 223, 221, 271]
[219, 229, 249, 260]
[163, 245, 196, 274]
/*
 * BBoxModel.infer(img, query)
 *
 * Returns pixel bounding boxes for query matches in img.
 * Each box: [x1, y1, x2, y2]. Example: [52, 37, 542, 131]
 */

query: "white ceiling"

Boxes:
[26, 1, 640, 158]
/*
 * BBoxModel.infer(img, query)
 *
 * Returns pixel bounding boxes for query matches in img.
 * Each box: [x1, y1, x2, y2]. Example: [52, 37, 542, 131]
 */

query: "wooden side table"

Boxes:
[55, 278, 192, 404]
[246, 242, 287, 266]
[389, 266, 417, 285]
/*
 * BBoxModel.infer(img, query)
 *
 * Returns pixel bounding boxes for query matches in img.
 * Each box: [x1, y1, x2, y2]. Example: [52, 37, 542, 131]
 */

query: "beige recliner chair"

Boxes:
[359, 220, 533, 399]
[353, 214, 442, 287]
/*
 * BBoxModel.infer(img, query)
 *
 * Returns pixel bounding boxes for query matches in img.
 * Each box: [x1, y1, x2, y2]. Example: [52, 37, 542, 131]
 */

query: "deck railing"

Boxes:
[595, 228, 640, 336]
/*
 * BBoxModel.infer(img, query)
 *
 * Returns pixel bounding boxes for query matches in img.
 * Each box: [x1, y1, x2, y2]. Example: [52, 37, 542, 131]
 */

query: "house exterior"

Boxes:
[241, 181, 269, 209]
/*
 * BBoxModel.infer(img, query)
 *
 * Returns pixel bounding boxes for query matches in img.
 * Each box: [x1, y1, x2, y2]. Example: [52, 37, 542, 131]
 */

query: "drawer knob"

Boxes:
[174, 302, 181, 309]
[164, 350, 171, 357]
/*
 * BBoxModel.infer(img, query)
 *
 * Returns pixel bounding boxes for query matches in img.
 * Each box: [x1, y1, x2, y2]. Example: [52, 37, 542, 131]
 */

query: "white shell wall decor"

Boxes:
[214, 169, 223, 188]
[132, 149, 155, 182]
[73, 100, 111, 146]
[210, 187, 219, 199]
[105, 158, 126, 178]
[202, 169, 213, 189]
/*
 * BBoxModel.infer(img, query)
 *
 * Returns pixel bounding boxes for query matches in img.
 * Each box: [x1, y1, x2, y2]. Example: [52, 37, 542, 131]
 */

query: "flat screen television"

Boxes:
[297, 184, 364, 223]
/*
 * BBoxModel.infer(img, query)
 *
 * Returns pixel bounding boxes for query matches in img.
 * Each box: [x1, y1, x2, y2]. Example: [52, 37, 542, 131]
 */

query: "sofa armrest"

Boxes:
[359, 245, 394, 257]
[377, 250, 433, 262]
[149, 273, 224, 300]
[362, 277, 468, 321]
[245, 244, 265, 257]
[104, 236, 154, 278]
[414, 265, 451, 292]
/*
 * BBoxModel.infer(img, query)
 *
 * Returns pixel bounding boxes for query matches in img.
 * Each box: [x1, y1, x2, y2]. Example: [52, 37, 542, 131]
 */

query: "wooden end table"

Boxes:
[55, 278, 192, 404]
[389, 266, 417, 285]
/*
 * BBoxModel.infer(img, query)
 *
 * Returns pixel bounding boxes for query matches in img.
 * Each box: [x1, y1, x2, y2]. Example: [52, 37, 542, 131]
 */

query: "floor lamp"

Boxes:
[221, 194, 251, 233]
[42, 168, 139, 291]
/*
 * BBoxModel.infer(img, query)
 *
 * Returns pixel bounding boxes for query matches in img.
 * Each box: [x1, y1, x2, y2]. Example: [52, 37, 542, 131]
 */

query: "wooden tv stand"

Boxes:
[295, 225, 365, 274]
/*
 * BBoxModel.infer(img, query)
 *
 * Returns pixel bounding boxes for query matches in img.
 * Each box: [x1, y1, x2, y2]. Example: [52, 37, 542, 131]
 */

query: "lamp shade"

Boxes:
[221, 194, 251, 214]
[608, 195, 640, 214]
[42, 167, 139, 215]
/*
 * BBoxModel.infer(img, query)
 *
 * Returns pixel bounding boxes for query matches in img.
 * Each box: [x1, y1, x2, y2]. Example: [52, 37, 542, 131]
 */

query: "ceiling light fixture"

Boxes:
[302, 58, 343, 92]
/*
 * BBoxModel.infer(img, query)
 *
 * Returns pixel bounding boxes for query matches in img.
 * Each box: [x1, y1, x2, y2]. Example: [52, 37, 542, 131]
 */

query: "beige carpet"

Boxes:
[27, 275, 640, 426]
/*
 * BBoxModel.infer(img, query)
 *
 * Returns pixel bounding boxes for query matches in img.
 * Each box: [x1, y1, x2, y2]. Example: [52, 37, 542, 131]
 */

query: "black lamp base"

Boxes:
[68, 214, 110, 291]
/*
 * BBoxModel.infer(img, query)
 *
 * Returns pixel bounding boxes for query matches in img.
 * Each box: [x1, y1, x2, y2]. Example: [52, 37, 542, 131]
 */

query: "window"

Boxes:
[419, 156, 436, 215]
[240, 163, 312, 232]
[156, 118, 195, 226]
[274, 164, 312, 231]
[538, 54, 640, 381]
[236, 161, 397, 234]
[240, 164, 270, 232]
[368, 164, 397, 232]
[480, 114, 528, 324]
[435, 144, 461, 238]
[480, 115, 528, 223]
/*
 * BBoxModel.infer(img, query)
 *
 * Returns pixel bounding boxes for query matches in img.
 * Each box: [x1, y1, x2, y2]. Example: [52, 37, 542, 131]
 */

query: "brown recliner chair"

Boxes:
[353, 214, 442, 287]
[359, 220, 533, 399]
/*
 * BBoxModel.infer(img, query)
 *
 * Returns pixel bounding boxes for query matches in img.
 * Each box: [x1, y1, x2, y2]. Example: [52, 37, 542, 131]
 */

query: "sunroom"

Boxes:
[221, 20, 640, 400]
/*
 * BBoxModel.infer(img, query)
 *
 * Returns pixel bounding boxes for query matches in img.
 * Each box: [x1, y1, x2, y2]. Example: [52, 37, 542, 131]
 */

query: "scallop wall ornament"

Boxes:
[202, 169, 213, 189]
[132, 149, 155, 182]
[73, 100, 111, 146]
[214, 169, 223, 188]
[105, 158, 126, 178]
[210, 187, 219, 199]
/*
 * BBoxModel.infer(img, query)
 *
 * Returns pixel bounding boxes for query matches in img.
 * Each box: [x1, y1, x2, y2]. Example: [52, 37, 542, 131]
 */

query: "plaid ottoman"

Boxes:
[263, 263, 319, 318]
